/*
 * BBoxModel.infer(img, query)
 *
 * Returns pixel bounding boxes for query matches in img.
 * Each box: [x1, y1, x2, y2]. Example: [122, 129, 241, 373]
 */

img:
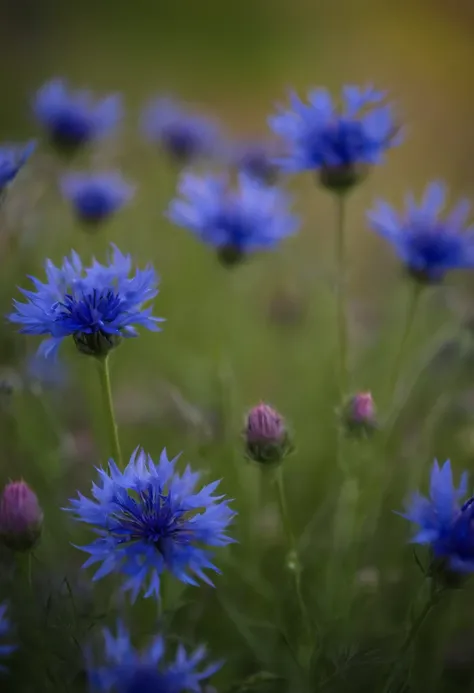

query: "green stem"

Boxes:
[382, 586, 441, 693]
[335, 193, 349, 399]
[275, 467, 311, 642]
[96, 355, 122, 467]
[387, 283, 423, 406]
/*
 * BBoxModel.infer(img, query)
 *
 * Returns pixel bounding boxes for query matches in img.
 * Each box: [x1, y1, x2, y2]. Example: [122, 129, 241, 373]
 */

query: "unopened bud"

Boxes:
[340, 392, 377, 438]
[0, 481, 43, 551]
[244, 402, 292, 465]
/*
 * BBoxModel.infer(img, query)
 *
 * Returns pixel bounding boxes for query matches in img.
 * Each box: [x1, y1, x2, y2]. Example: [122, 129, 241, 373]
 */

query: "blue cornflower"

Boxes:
[66, 448, 235, 601]
[26, 352, 69, 390]
[269, 85, 401, 190]
[0, 141, 35, 191]
[33, 79, 122, 152]
[9, 244, 163, 358]
[88, 621, 221, 693]
[60, 172, 135, 224]
[368, 182, 474, 283]
[142, 97, 219, 163]
[399, 459, 474, 574]
[232, 140, 280, 185]
[168, 172, 298, 266]
[0, 603, 15, 672]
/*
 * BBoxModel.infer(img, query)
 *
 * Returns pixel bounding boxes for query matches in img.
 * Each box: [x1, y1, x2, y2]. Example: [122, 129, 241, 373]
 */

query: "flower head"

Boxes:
[66, 448, 235, 601]
[269, 85, 400, 190]
[244, 402, 292, 465]
[0, 480, 43, 551]
[9, 244, 163, 359]
[369, 182, 474, 283]
[25, 352, 69, 390]
[232, 141, 280, 185]
[0, 603, 15, 671]
[142, 97, 219, 164]
[340, 392, 377, 438]
[398, 459, 474, 575]
[168, 172, 298, 266]
[33, 79, 121, 152]
[88, 622, 221, 693]
[61, 172, 135, 224]
[0, 141, 35, 191]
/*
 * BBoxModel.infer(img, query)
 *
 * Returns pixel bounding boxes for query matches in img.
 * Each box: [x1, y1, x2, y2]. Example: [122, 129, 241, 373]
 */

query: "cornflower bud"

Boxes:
[340, 391, 377, 438]
[244, 402, 292, 465]
[0, 481, 43, 551]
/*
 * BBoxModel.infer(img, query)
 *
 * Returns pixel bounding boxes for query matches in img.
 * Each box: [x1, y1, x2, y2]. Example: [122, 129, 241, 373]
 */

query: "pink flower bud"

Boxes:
[0, 481, 43, 551]
[245, 403, 292, 465]
[341, 392, 377, 437]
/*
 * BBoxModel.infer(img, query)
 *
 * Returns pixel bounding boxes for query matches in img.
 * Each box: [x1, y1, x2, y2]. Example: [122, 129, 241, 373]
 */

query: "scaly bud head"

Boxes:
[244, 402, 292, 465]
[340, 392, 377, 438]
[0, 481, 43, 551]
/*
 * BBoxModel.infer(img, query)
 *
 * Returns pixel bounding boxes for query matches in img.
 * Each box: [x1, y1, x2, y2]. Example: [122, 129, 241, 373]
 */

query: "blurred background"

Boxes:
[2, 0, 474, 691]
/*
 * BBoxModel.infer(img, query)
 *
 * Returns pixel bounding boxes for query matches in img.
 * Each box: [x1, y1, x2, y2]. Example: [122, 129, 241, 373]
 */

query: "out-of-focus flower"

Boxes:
[25, 352, 69, 390]
[244, 402, 292, 465]
[60, 172, 135, 225]
[369, 182, 474, 283]
[0, 142, 35, 191]
[168, 172, 298, 266]
[398, 459, 474, 577]
[33, 79, 121, 152]
[269, 85, 401, 191]
[232, 141, 280, 185]
[340, 392, 377, 438]
[142, 97, 219, 164]
[9, 244, 163, 359]
[88, 622, 221, 693]
[0, 603, 15, 671]
[66, 448, 235, 601]
[0, 481, 43, 551]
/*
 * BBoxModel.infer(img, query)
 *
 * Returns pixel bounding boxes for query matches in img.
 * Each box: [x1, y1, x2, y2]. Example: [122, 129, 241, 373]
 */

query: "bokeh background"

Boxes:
[2, 0, 474, 691]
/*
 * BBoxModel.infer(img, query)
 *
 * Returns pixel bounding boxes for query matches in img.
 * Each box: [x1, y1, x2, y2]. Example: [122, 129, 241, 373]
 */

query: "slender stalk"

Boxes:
[387, 282, 423, 406]
[96, 355, 122, 467]
[275, 467, 311, 641]
[335, 194, 349, 399]
[382, 587, 440, 693]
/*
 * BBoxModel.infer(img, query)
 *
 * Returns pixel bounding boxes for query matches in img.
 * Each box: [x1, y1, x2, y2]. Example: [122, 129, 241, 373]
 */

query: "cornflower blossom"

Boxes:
[67, 448, 235, 601]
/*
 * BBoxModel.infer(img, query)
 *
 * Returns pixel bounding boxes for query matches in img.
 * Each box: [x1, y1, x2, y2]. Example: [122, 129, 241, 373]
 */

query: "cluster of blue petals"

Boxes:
[0, 604, 15, 672]
[269, 85, 400, 173]
[88, 622, 220, 693]
[61, 172, 135, 222]
[33, 79, 121, 148]
[168, 172, 298, 255]
[67, 448, 235, 601]
[142, 97, 219, 162]
[0, 142, 35, 191]
[369, 182, 474, 282]
[9, 244, 162, 358]
[399, 460, 474, 572]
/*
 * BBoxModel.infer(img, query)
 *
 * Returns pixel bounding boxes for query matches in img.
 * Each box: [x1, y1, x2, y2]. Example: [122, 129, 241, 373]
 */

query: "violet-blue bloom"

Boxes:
[0, 141, 35, 191]
[61, 172, 135, 223]
[9, 244, 162, 359]
[269, 85, 400, 188]
[398, 459, 474, 573]
[33, 79, 121, 151]
[0, 603, 15, 672]
[66, 448, 235, 601]
[142, 97, 219, 163]
[369, 182, 474, 282]
[88, 621, 221, 693]
[168, 172, 298, 265]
